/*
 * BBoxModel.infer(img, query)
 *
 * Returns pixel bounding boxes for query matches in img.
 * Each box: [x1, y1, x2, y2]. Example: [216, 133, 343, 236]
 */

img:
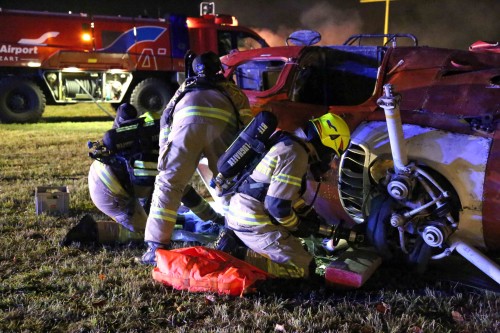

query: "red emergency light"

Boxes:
[187, 14, 238, 28]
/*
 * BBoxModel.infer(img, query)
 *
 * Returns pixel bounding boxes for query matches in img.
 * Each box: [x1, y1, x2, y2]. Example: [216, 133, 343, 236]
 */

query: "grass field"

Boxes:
[0, 104, 499, 332]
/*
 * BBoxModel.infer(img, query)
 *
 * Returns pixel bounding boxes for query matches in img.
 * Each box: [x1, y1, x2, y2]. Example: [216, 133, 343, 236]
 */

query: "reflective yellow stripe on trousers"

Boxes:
[228, 207, 272, 226]
[149, 206, 177, 224]
[94, 161, 129, 197]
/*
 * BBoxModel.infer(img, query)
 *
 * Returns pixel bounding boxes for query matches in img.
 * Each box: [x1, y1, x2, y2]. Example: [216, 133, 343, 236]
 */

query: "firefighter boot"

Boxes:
[213, 227, 247, 259]
[213, 213, 226, 226]
[60, 214, 99, 246]
[137, 242, 170, 266]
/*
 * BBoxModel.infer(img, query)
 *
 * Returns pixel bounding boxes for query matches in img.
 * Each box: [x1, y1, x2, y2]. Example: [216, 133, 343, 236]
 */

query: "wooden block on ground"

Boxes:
[325, 247, 382, 289]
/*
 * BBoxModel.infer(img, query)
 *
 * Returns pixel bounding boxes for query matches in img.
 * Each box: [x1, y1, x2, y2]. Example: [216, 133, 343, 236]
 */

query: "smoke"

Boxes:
[298, 1, 362, 45]
[254, 27, 296, 48]
[213, 0, 500, 50]
[392, 0, 500, 49]
[217, 1, 362, 47]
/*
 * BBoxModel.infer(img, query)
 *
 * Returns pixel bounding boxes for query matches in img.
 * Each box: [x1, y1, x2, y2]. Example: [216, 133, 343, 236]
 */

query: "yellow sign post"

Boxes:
[360, 0, 396, 44]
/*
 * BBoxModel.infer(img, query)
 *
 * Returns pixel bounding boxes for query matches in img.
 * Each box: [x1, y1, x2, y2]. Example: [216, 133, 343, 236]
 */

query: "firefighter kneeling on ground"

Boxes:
[139, 51, 252, 264]
[223, 113, 351, 279]
[61, 103, 224, 246]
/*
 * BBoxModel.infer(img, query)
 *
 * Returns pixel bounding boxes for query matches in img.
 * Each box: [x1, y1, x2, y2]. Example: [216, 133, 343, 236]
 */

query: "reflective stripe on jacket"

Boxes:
[227, 137, 309, 229]
[159, 81, 251, 144]
[132, 160, 159, 177]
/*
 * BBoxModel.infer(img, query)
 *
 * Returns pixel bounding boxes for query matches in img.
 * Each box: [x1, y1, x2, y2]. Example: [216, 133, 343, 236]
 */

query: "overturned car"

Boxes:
[218, 32, 500, 285]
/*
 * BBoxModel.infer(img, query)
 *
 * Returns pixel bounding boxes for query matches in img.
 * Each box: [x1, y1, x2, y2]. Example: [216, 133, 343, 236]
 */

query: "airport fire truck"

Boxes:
[0, 3, 268, 123]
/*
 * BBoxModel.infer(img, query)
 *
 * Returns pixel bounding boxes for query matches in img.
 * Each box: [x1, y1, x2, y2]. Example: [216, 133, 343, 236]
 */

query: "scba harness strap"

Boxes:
[89, 115, 161, 189]
[163, 75, 242, 129]
[235, 131, 309, 202]
[214, 109, 313, 200]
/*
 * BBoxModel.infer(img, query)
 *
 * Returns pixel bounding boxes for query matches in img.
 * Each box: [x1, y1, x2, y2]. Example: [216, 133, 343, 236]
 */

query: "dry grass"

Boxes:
[0, 104, 499, 332]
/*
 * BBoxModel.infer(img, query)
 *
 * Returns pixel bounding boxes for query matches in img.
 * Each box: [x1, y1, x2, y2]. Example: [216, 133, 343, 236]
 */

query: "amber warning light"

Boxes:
[81, 23, 92, 43]
[215, 15, 238, 26]
[81, 33, 92, 42]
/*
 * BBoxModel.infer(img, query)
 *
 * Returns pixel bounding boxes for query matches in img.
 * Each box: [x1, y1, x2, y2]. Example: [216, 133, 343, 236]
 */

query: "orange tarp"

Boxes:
[152, 246, 270, 296]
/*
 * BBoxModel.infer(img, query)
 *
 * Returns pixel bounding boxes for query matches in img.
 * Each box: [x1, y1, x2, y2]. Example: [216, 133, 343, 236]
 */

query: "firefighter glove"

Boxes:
[291, 206, 321, 238]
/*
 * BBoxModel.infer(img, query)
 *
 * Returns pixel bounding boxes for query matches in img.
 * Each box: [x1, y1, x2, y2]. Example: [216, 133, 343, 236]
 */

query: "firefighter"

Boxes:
[225, 113, 351, 279]
[139, 51, 252, 265]
[61, 103, 224, 246]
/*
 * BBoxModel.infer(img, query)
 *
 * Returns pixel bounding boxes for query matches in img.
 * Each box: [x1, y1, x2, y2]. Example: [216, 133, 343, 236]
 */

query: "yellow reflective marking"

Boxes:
[133, 169, 158, 176]
[272, 173, 302, 187]
[160, 127, 171, 141]
[150, 207, 177, 223]
[133, 161, 157, 169]
[255, 155, 276, 176]
[175, 106, 236, 125]
[189, 200, 210, 214]
[228, 208, 271, 225]
[94, 161, 128, 196]
[280, 214, 298, 228]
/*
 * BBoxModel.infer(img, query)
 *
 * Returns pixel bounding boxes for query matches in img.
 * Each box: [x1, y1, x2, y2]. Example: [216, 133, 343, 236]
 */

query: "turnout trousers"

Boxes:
[227, 213, 313, 279]
[145, 122, 236, 245]
[88, 161, 151, 242]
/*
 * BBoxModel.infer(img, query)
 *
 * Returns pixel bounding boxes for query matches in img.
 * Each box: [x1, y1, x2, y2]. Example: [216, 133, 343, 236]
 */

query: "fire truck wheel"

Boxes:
[130, 78, 173, 115]
[0, 78, 46, 123]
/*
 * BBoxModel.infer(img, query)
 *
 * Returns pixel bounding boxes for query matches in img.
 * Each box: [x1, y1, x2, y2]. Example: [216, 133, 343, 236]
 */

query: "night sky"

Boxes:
[1, 0, 498, 49]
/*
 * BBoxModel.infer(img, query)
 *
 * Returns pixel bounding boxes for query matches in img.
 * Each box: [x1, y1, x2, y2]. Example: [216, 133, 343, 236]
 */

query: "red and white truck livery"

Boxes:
[0, 4, 267, 123]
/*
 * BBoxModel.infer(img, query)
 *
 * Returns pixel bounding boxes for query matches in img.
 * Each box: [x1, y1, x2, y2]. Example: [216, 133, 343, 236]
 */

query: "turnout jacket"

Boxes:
[227, 135, 310, 230]
[145, 78, 251, 245]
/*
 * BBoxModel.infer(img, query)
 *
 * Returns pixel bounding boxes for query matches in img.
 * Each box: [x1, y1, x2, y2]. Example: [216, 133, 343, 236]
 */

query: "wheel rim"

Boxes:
[7, 89, 31, 113]
[141, 89, 164, 112]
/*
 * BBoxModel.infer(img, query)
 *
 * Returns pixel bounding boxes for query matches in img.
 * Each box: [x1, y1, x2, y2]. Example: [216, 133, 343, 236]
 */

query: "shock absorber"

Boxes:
[376, 84, 408, 173]
[376, 84, 414, 201]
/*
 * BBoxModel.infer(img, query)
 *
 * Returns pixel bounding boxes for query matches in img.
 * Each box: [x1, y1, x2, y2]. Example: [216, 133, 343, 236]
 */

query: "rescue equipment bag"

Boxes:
[152, 246, 270, 296]
[214, 110, 278, 196]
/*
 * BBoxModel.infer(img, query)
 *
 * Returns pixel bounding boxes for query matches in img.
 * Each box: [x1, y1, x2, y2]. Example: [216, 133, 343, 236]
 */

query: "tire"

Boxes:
[408, 237, 432, 274]
[129, 78, 173, 115]
[0, 78, 46, 123]
[366, 194, 433, 273]
[366, 195, 396, 260]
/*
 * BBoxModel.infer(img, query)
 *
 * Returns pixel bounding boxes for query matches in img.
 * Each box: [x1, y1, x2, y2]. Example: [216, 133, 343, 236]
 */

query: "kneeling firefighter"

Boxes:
[222, 112, 351, 279]
[61, 102, 225, 246]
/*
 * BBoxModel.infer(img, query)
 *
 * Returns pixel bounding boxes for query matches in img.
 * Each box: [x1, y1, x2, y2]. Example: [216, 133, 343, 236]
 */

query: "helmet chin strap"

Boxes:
[303, 141, 319, 163]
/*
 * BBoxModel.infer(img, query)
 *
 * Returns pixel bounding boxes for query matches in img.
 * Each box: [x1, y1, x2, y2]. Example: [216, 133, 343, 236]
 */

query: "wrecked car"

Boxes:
[217, 31, 500, 285]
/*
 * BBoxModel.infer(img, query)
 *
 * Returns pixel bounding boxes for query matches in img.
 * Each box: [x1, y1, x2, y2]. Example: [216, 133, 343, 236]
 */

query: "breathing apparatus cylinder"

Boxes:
[101, 117, 160, 153]
[214, 111, 278, 194]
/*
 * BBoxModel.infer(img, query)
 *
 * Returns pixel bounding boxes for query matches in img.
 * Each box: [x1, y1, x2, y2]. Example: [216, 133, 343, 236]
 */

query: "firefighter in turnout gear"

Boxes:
[61, 103, 224, 246]
[140, 51, 252, 265]
[225, 113, 351, 279]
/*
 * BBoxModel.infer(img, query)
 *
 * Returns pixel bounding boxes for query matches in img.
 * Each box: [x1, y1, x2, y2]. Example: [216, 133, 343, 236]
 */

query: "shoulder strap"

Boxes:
[163, 77, 242, 128]
[235, 131, 310, 201]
